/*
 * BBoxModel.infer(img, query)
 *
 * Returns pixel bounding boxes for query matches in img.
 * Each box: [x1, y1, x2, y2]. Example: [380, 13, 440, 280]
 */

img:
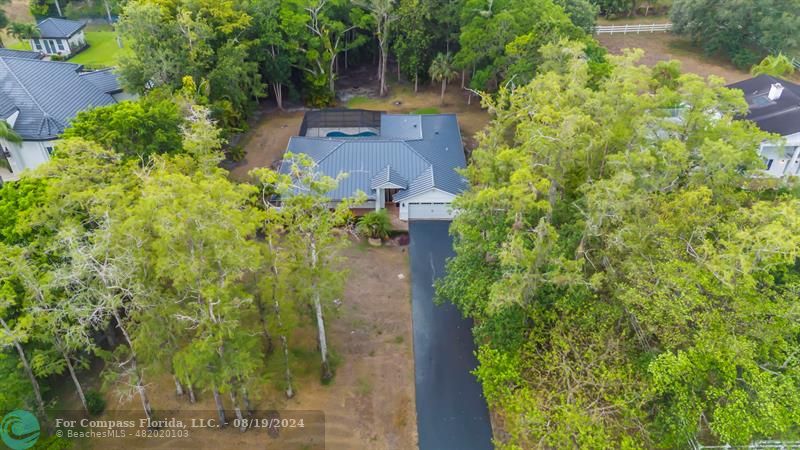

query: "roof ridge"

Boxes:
[0, 57, 50, 119]
[308, 139, 347, 166]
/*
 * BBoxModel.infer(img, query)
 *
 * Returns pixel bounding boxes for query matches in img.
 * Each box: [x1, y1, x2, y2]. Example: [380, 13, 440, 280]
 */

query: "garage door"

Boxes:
[408, 202, 454, 220]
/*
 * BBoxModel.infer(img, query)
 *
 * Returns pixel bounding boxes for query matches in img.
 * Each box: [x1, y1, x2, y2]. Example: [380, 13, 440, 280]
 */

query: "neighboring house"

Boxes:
[280, 110, 467, 221]
[31, 18, 87, 58]
[0, 48, 43, 60]
[728, 75, 800, 177]
[0, 56, 130, 181]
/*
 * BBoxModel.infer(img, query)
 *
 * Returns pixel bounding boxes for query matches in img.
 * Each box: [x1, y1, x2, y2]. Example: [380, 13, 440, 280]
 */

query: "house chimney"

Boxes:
[768, 83, 784, 101]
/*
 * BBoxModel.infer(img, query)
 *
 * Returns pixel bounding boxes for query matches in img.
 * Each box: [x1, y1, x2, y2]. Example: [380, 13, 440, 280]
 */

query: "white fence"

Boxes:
[594, 23, 673, 34]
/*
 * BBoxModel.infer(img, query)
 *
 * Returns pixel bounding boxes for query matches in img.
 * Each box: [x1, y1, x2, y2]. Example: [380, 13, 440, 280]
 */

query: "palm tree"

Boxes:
[429, 53, 457, 105]
[0, 121, 22, 145]
[7, 22, 40, 42]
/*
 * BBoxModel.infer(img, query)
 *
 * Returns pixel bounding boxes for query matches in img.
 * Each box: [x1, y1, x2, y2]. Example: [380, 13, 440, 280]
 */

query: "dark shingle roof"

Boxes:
[0, 49, 43, 60]
[281, 114, 467, 202]
[36, 18, 85, 39]
[727, 75, 800, 136]
[0, 57, 117, 140]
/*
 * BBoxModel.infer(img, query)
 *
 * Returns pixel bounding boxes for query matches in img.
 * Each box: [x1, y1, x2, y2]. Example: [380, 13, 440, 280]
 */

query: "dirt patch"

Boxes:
[596, 33, 751, 83]
[227, 111, 305, 182]
[78, 241, 416, 450]
[1, 0, 34, 46]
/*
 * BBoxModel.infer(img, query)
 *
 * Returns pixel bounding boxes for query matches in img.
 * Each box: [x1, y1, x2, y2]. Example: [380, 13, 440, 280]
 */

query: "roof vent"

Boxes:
[768, 83, 784, 101]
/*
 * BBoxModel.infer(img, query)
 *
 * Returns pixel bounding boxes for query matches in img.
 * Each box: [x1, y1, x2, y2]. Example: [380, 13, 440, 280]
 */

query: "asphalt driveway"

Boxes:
[408, 221, 493, 450]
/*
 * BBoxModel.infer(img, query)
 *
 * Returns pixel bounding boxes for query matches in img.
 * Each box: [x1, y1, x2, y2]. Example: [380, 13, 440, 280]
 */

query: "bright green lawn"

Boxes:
[70, 32, 125, 68]
[9, 31, 124, 68]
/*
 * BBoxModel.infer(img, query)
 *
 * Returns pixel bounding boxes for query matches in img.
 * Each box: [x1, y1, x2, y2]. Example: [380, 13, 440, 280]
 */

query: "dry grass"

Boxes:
[72, 242, 417, 450]
[596, 33, 751, 83]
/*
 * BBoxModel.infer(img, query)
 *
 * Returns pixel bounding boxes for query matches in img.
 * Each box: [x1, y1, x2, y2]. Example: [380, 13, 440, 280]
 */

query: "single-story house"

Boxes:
[728, 75, 800, 177]
[0, 56, 132, 181]
[279, 110, 467, 221]
[31, 18, 87, 58]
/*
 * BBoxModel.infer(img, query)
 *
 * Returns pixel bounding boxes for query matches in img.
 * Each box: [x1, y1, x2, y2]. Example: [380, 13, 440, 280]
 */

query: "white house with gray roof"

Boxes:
[0, 56, 130, 181]
[280, 111, 467, 221]
[728, 75, 800, 178]
[31, 18, 87, 57]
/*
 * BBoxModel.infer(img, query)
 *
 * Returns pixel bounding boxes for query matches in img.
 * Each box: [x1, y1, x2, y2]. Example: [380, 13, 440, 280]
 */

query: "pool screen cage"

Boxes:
[299, 109, 384, 136]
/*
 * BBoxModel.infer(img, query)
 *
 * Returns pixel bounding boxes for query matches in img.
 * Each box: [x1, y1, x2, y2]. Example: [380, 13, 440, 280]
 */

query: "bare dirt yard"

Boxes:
[596, 33, 751, 83]
[74, 241, 416, 450]
[227, 66, 491, 183]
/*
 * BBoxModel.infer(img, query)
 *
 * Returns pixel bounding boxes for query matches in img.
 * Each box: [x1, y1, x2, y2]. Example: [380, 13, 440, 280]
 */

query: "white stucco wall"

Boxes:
[398, 189, 457, 220]
[67, 31, 86, 53]
[30, 30, 84, 57]
[759, 132, 800, 177]
[0, 138, 56, 174]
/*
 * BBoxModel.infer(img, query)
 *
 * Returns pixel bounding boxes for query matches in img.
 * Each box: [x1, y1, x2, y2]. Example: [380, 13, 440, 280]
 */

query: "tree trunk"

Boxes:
[328, 58, 336, 98]
[213, 387, 226, 427]
[230, 391, 246, 432]
[440, 80, 447, 105]
[173, 375, 184, 397]
[397, 55, 401, 81]
[274, 83, 283, 110]
[254, 294, 274, 356]
[112, 310, 153, 421]
[414, 74, 419, 93]
[59, 344, 88, 414]
[2, 318, 47, 422]
[461, 70, 466, 89]
[103, 0, 122, 48]
[281, 335, 294, 398]
[268, 237, 294, 399]
[187, 382, 196, 403]
[310, 241, 333, 382]
[54, 0, 62, 17]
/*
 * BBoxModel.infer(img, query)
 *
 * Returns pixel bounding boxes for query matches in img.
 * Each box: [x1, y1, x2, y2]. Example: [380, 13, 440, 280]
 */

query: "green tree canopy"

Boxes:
[671, 0, 800, 68]
[439, 43, 800, 447]
[62, 91, 185, 160]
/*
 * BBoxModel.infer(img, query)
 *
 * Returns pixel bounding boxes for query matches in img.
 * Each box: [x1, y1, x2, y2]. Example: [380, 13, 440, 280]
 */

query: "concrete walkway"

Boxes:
[408, 221, 493, 450]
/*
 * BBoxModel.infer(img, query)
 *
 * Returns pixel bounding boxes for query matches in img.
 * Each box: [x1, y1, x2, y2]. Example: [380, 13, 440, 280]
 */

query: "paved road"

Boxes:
[408, 221, 493, 450]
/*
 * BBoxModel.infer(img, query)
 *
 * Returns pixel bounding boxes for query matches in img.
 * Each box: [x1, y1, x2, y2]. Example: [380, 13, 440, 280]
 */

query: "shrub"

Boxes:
[227, 145, 246, 162]
[86, 390, 106, 416]
[357, 210, 391, 239]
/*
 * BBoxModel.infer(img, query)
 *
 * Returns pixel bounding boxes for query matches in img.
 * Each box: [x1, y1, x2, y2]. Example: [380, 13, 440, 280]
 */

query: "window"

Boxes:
[45, 146, 54, 156]
[766, 159, 774, 170]
[56, 40, 64, 51]
[32, 40, 41, 51]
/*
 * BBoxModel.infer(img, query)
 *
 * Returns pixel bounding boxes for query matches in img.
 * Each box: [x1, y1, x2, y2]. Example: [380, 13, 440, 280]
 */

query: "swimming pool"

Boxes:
[326, 131, 378, 137]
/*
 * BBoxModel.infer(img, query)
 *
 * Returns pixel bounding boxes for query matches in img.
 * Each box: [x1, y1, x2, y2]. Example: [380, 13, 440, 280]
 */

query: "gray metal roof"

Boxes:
[36, 18, 85, 39]
[370, 165, 407, 189]
[80, 69, 122, 94]
[280, 113, 467, 202]
[0, 56, 117, 140]
[728, 75, 800, 136]
[0, 49, 43, 60]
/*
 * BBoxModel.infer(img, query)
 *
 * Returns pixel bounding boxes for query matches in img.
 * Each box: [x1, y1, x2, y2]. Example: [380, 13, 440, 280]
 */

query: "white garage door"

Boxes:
[408, 202, 454, 220]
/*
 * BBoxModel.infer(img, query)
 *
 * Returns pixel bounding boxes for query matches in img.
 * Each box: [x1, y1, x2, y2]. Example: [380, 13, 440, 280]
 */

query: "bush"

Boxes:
[85, 390, 106, 416]
[227, 145, 246, 162]
[731, 48, 762, 70]
[357, 210, 391, 239]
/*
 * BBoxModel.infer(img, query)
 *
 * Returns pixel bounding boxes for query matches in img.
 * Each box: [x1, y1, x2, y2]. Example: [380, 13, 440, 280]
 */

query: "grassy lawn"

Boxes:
[70, 31, 125, 68]
[6, 31, 123, 68]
